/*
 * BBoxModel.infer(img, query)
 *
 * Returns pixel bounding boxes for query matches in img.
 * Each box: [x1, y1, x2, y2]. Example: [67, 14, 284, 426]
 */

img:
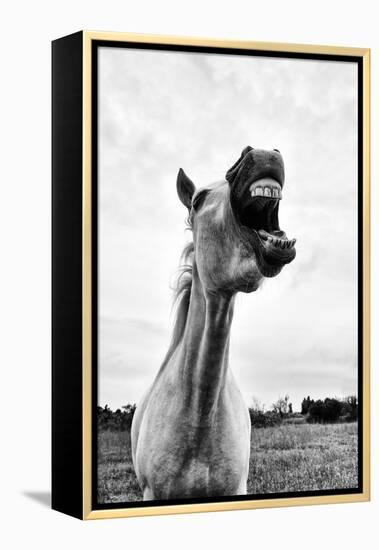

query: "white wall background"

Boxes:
[0, 1, 377, 548]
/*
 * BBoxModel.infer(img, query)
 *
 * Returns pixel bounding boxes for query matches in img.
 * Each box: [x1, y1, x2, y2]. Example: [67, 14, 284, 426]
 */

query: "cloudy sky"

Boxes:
[98, 46, 358, 412]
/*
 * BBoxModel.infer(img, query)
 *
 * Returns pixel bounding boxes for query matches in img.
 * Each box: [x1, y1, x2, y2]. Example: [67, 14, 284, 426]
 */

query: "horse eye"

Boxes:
[192, 190, 209, 211]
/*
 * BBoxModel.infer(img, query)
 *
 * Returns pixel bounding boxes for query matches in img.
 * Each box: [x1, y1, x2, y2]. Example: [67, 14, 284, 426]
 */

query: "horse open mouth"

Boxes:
[236, 176, 296, 276]
[226, 146, 296, 277]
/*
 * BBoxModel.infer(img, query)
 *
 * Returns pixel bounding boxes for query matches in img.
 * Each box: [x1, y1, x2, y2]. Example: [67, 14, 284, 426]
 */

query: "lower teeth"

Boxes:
[258, 230, 296, 249]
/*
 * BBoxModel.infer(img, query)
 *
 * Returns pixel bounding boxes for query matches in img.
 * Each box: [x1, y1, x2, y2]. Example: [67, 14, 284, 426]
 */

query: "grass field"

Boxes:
[97, 422, 358, 503]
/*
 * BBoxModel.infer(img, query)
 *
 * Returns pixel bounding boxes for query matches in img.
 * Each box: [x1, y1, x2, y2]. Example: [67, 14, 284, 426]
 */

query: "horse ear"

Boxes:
[177, 168, 196, 210]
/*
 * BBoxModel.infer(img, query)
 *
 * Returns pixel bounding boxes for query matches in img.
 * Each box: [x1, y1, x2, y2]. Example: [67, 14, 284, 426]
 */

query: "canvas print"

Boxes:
[96, 46, 360, 505]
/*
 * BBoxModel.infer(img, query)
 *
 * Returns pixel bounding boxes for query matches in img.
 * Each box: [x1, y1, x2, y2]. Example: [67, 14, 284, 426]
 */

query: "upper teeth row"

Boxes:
[251, 186, 281, 199]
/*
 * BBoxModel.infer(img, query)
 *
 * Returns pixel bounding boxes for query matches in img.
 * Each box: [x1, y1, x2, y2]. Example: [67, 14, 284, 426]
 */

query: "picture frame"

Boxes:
[52, 30, 370, 520]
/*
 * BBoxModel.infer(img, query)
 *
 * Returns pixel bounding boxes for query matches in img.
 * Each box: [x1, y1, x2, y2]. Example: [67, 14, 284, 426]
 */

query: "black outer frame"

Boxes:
[52, 31, 84, 519]
[52, 32, 364, 520]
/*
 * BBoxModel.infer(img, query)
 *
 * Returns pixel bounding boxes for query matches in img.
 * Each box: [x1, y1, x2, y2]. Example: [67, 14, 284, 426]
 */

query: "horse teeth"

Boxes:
[267, 236, 296, 249]
[249, 179, 282, 200]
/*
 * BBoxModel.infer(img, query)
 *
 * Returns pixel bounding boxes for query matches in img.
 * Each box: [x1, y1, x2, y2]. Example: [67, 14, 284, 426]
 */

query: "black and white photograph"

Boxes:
[95, 43, 362, 506]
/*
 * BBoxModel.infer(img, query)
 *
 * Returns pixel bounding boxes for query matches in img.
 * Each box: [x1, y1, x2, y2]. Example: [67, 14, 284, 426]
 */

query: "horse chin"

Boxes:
[239, 230, 296, 280]
[255, 255, 286, 279]
[253, 234, 296, 278]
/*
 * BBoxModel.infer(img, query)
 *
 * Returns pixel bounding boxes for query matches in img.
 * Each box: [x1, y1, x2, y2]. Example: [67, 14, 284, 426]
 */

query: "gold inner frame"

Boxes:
[82, 31, 371, 520]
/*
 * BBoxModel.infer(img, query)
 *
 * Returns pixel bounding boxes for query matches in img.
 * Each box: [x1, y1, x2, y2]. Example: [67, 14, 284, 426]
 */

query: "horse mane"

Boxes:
[171, 240, 194, 342]
[159, 235, 194, 370]
[169, 242, 195, 353]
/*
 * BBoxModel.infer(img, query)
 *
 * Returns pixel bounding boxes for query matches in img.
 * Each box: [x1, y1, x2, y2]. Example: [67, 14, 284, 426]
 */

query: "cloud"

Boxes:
[99, 316, 170, 406]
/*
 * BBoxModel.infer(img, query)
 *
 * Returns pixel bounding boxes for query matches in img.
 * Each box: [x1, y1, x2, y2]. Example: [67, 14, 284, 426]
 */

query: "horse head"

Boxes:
[176, 146, 296, 295]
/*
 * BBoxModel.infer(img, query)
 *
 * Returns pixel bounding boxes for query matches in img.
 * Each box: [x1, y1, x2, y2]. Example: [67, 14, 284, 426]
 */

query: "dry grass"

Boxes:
[97, 430, 142, 503]
[97, 421, 358, 503]
[248, 422, 358, 494]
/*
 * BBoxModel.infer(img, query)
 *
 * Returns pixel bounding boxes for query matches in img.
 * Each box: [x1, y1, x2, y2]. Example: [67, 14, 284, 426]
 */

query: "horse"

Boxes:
[131, 146, 296, 500]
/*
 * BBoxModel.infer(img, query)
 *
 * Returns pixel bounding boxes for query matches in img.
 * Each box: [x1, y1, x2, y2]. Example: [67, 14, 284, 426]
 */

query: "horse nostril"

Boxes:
[273, 149, 280, 153]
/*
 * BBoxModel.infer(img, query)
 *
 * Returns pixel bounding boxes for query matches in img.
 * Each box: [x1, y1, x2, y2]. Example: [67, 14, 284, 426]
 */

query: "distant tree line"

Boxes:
[97, 404, 136, 431]
[98, 394, 358, 431]
[301, 395, 358, 423]
[249, 394, 358, 428]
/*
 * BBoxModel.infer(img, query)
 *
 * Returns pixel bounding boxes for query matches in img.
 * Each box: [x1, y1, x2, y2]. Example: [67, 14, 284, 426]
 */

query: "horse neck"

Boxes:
[178, 262, 235, 421]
